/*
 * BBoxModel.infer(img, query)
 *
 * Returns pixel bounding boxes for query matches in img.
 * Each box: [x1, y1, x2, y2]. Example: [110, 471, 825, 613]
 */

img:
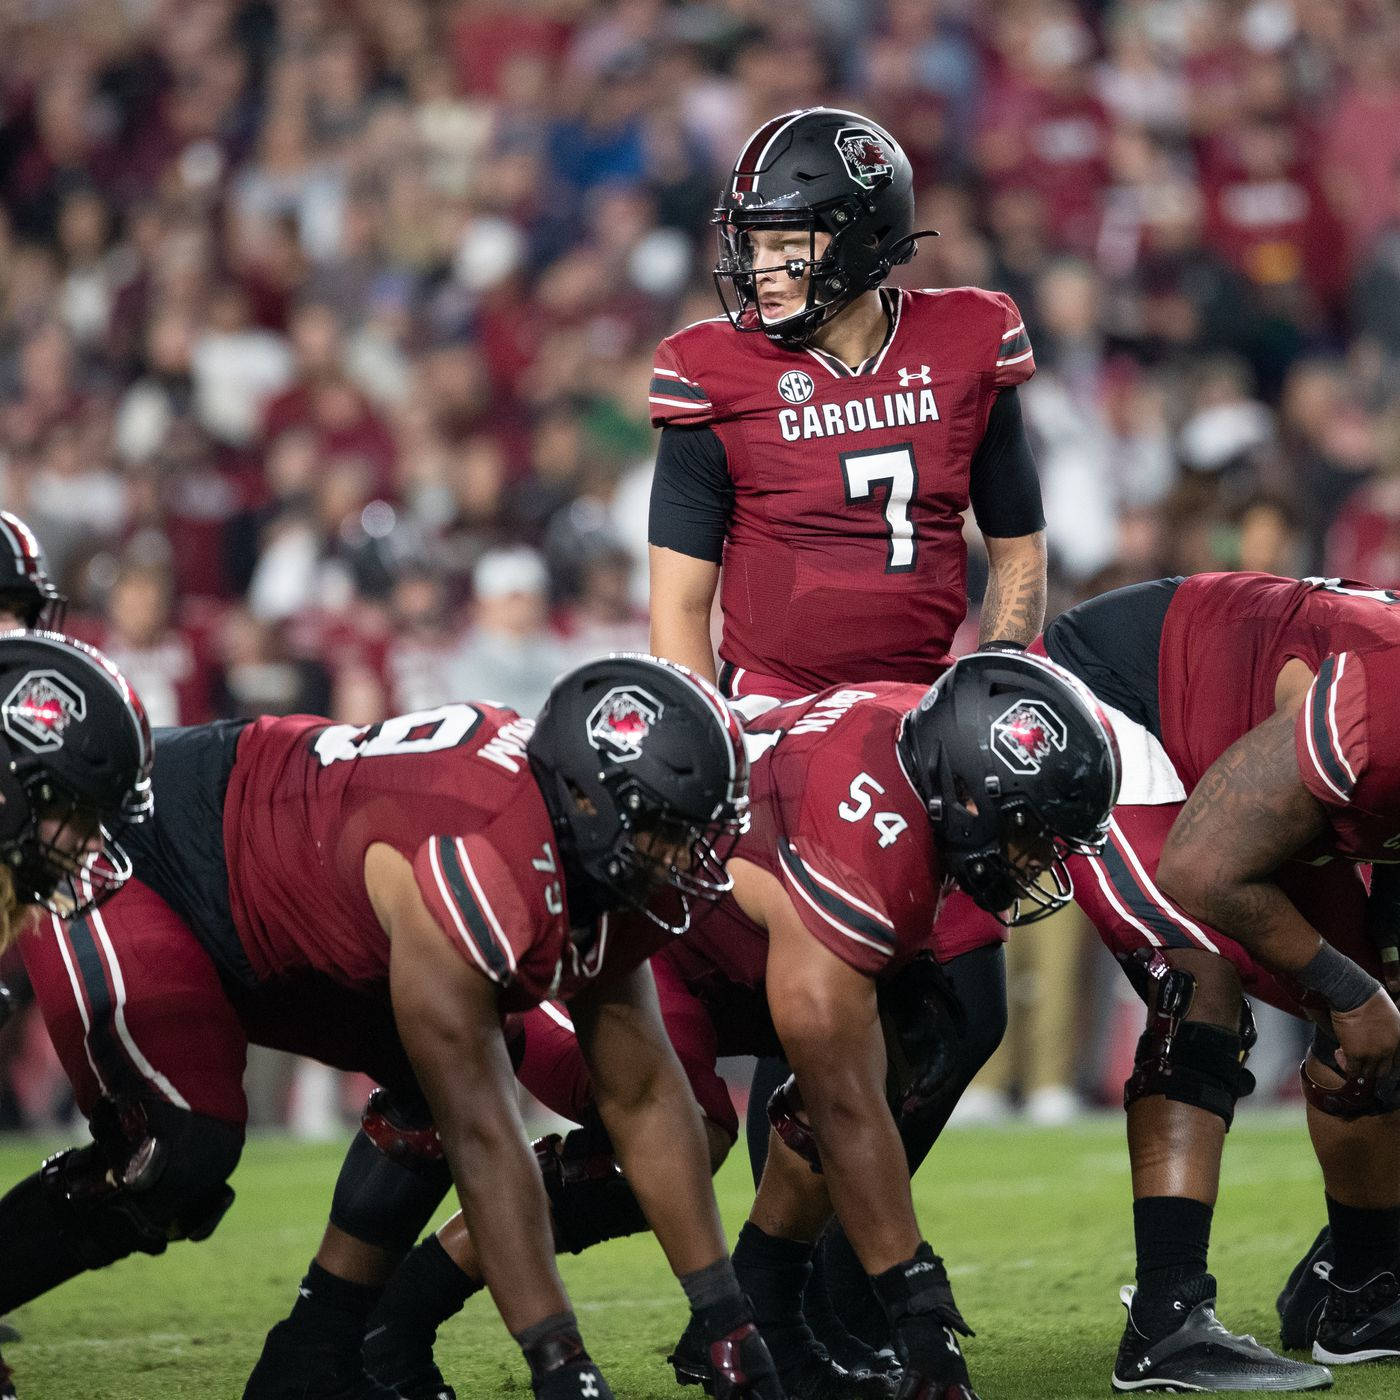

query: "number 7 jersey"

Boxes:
[651, 286, 1034, 696]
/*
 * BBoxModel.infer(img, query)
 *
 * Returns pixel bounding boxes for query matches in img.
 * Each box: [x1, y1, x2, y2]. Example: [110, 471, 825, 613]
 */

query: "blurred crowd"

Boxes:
[5, 0, 1400, 1125]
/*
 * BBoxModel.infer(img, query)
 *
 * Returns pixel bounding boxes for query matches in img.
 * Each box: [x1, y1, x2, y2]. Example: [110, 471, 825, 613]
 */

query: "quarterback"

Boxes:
[647, 107, 1047, 696]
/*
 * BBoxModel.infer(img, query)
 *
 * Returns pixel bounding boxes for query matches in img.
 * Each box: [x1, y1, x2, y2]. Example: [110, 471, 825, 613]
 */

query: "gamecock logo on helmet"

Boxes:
[990, 699, 1067, 776]
[835, 126, 894, 191]
[3, 669, 86, 754]
[587, 686, 663, 764]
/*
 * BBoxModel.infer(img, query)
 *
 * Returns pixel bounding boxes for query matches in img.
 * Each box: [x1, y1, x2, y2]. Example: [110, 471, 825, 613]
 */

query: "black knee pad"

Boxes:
[0, 1101, 242, 1311]
[535, 1120, 648, 1255]
[128, 1100, 243, 1237]
[1301, 1026, 1400, 1120]
[894, 944, 1007, 1169]
[881, 952, 971, 1118]
[1124, 1020, 1256, 1126]
[54, 1099, 242, 1261]
[329, 1091, 453, 1253]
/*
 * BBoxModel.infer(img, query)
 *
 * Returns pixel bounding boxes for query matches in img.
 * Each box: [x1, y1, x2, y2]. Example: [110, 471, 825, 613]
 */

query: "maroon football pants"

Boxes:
[1068, 802, 1379, 1017]
[511, 950, 763, 1142]
[22, 877, 419, 1127]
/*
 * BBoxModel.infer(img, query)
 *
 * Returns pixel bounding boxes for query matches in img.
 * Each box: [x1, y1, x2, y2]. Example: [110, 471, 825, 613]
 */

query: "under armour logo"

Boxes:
[897, 364, 931, 387]
[580, 1373, 600, 1398]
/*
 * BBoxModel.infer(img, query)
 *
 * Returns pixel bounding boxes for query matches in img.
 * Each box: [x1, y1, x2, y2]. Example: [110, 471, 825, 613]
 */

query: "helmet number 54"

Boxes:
[838, 772, 909, 847]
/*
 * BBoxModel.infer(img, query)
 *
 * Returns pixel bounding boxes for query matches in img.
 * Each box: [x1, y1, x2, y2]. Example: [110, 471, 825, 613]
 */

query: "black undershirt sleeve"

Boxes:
[967, 387, 1046, 539]
[648, 425, 734, 564]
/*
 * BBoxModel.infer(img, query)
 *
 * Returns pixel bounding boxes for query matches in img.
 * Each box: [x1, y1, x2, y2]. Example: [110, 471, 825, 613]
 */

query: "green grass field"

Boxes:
[0, 1111, 1392, 1399]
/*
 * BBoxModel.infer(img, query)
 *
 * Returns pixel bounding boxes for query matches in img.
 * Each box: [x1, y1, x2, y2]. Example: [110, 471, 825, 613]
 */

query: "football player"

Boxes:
[647, 107, 1047, 696]
[646, 105, 1050, 1367]
[0, 510, 65, 631]
[0, 653, 784, 1400]
[0, 509, 67, 1346]
[359, 653, 1121, 1400]
[1038, 572, 1400, 1388]
[0, 630, 152, 1400]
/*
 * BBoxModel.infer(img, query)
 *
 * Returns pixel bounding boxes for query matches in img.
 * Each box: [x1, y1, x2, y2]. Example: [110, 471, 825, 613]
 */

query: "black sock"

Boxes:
[1133, 1197, 1213, 1331]
[731, 1222, 815, 1364]
[801, 1237, 843, 1344]
[287, 1261, 385, 1345]
[1325, 1194, 1400, 1288]
[369, 1234, 480, 1336]
[816, 1225, 890, 1349]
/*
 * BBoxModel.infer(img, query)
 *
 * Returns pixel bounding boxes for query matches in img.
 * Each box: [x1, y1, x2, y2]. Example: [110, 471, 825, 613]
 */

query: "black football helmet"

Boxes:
[712, 107, 937, 345]
[528, 654, 750, 935]
[0, 631, 153, 919]
[898, 651, 1121, 924]
[0, 512, 65, 630]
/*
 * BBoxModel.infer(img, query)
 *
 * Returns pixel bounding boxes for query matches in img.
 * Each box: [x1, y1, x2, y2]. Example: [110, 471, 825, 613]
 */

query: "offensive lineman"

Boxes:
[359, 653, 1121, 1400]
[0, 630, 153, 1400]
[0, 511, 65, 632]
[0, 653, 783, 1400]
[646, 105, 1049, 1373]
[0, 512, 68, 1385]
[1039, 572, 1400, 1388]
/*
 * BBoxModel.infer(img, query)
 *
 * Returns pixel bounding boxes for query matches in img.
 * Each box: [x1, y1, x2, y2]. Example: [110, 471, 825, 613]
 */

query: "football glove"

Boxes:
[872, 1244, 977, 1400]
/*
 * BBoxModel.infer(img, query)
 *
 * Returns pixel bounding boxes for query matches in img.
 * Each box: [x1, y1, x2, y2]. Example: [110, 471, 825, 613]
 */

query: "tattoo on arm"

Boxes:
[1159, 706, 1330, 970]
[979, 535, 1047, 646]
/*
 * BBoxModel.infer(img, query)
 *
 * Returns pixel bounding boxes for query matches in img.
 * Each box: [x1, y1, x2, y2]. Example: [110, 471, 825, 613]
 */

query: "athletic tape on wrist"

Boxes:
[1295, 943, 1382, 1013]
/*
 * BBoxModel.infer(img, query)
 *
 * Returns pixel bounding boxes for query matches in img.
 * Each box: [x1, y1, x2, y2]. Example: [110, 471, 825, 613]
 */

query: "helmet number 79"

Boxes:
[838, 772, 909, 847]
[841, 443, 918, 573]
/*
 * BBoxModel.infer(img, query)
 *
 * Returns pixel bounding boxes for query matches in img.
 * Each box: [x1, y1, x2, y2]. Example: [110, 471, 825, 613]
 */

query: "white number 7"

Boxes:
[841, 444, 918, 573]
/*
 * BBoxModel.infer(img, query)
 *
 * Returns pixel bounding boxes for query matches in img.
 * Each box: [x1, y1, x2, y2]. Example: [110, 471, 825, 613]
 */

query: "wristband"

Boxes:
[1295, 943, 1382, 1012]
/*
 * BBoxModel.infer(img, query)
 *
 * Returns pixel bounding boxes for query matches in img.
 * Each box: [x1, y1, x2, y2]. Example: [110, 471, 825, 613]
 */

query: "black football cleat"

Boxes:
[244, 1316, 406, 1399]
[807, 1311, 900, 1382]
[669, 1315, 896, 1398]
[1277, 1228, 1333, 1352]
[1112, 1278, 1333, 1391]
[1312, 1270, 1400, 1365]
[361, 1321, 455, 1400]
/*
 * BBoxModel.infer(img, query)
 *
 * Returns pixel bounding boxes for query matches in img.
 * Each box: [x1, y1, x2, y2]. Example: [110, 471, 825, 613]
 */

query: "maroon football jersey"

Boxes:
[672, 682, 984, 982]
[1156, 573, 1400, 860]
[222, 705, 667, 1011]
[651, 287, 1035, 697]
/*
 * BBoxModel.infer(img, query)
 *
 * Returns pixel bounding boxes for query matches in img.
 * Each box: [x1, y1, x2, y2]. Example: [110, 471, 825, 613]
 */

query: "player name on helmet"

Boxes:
[778, 388, 939, 443]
